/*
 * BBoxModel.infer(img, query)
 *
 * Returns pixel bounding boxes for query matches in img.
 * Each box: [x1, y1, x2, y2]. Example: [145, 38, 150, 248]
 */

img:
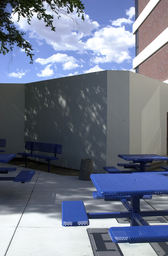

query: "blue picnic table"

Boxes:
[0, 139, 6, 152]
[62, 171, 168, 243]
[118, 154, 168, 172]
[0, 154, 34, 183]
[0, 154, 16, 163]
[90, 172, 168, 243]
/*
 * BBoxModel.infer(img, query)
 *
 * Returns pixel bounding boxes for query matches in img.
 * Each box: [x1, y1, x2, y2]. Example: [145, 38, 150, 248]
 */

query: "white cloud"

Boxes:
[35, 53, 81, 70]
[12, 5, 135, 69]
[111, 7, 135, 27]
[36, 53, 74, 65]
[62, 61, 81, 70]
[8, 70, 26, 78]
[126, 7, 135, 19]
[67, 71, 79, 76]
[111, 18, 133, 27]
[37, 64, 54, 77]
[84, 65, 104, 74]
[86, 7, 135, 65]
[12, 7, 99, 52]
[85, 26, 135, 64]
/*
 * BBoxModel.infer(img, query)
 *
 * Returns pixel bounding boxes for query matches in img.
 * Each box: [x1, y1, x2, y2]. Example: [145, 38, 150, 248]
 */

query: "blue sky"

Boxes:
[0, 0, 135, 83]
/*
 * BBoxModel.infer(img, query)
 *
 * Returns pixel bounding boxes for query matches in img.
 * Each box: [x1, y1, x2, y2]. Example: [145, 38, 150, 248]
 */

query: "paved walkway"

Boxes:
[0, 163, 168, 256]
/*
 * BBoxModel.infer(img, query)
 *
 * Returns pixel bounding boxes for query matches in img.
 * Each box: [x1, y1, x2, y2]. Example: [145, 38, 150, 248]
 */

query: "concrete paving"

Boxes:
[0, 163, 168, 256]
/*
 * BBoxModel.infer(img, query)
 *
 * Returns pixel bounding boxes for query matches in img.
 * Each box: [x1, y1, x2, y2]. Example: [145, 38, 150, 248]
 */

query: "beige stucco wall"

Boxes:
[129, 72, 167, 156]
[107, 71, 168, 167]
[106, 70, 130, 167]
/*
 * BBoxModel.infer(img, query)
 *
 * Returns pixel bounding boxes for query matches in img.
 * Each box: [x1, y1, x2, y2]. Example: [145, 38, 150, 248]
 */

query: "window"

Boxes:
[135, 0, 139, 20]
[135, 30, 139, 56]
[135, 67, 139, 73]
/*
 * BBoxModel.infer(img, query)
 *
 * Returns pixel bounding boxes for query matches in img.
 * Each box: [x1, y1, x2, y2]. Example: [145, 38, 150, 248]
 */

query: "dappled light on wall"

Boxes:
[24, 72, 107, 171]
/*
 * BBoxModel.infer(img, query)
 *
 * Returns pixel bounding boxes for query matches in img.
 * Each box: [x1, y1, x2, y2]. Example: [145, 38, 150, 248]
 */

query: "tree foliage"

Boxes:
[0, 0, 84, 63]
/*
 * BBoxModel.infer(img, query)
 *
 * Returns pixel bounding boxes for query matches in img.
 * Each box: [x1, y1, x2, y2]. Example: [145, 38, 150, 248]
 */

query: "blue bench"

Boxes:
[103, 166, 140, 174]
[14, 170, 35, 183]
[103, 166, 139, 173]
[0, 170, 35, 183]
[103, 166, 123, 173]
[117, 163, 150, 169]
[18, 141, 62, 172]
[0, 139, 6, 152]
[93, 191, 132, 201]
[92, 191, 152, 201]
[0, 167, 17, 173]
[161, 166, 168, 171]
[109, 225, 168, 243]
[62, 201, 89, 226]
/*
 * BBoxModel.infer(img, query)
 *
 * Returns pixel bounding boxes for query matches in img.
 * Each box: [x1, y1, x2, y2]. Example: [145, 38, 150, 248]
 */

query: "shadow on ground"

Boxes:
[9, 158, 79, 176]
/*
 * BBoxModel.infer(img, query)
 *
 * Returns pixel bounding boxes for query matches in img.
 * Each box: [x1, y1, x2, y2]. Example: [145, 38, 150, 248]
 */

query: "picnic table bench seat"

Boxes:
[62, 201, 89, 226]
[103, 166, 139, 174]
[0, 170, 35, 183]
[117, 163, 151, 169]
[14, 170, 35, 183]
[0, 167, 17, 173]
[109, 225, 168, 243]
[161, 166, 168, 171]
[0, 139, 6, 152]
[18, 141, 62, 172]
[103, 166, 123, 173]
[92, 191, 152, 200]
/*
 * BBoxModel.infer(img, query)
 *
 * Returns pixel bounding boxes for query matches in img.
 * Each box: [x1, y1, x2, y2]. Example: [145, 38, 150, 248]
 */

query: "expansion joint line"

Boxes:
[144, 198, 168, 222]
[4, 170, 41, 256]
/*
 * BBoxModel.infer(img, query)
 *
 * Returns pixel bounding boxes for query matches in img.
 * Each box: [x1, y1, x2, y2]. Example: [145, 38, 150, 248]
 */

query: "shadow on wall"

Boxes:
[24, 73, 107, 172]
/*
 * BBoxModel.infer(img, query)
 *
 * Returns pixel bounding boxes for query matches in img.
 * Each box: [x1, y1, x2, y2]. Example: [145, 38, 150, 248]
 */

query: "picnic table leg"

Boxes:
[48, 160, 50, 172]
[140, 162, 146, 172]
[25, 157, 27, 167]
[131, 196, 140, 226]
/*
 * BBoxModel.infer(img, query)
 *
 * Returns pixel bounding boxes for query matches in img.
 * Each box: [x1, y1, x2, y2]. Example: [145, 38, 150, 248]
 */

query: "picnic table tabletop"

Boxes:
[118, 154, 168, 162]
[90, 172, 168, 197]
[118, 154, 168, 172]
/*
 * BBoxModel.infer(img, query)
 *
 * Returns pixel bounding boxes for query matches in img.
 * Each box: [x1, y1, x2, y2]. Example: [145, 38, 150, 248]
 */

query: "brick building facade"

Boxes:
[133, 0, 168, 83]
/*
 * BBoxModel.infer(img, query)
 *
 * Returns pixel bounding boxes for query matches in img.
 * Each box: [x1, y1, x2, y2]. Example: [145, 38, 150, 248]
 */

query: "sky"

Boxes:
[0, 0, 135, 84]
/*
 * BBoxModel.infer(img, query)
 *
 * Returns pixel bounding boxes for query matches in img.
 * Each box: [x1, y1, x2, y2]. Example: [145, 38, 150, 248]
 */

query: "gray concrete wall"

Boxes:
[25, 71, 107, 172]
[0, 84, 25, 153]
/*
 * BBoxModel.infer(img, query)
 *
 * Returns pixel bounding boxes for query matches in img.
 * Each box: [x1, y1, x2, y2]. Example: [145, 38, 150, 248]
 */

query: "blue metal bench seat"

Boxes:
[0, 170, 35, 183]
[0, 139, 6, 152]
[0, 167, 17, 173]
[117, 163, 150, 169]
[103, 166, 124, 173]
[92, 191, 132, 200]
[161, 166, 168, 171]
[62, 201, 89, 226]
[109, 225, 168, 243]
[18, 141, 62, 172]
[93, 191, 152, 201]
[103, 166, 140, 174]
[14, 170, 35, 183]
